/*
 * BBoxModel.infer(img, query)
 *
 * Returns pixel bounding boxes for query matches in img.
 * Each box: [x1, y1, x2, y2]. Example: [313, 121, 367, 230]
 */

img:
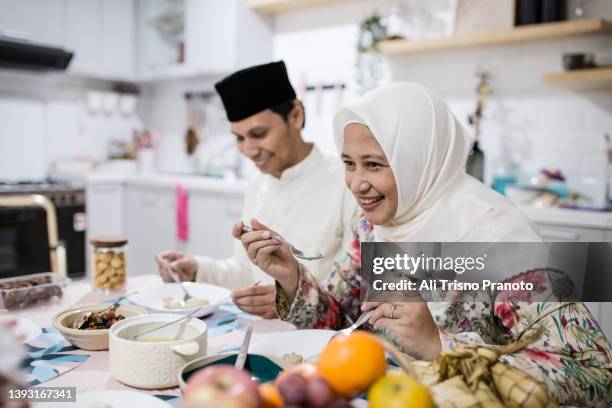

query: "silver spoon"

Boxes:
[165, 262, 194, 308]
[234, 324, 253, 370]
[130, 307, 201, 341]
[242, 225, 323, 260]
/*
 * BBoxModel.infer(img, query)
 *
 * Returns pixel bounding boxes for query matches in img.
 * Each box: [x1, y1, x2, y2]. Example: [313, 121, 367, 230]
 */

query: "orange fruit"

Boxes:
[316, 330, 387, 398]
[259, 382, 283, 408]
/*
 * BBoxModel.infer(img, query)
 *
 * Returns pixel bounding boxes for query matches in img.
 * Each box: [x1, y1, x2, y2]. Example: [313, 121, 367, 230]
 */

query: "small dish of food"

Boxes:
[52, 303, 146, 350]
[0, 272, 69, 310]
[109, 313, 208, 389]
[130, 282, 231, 318]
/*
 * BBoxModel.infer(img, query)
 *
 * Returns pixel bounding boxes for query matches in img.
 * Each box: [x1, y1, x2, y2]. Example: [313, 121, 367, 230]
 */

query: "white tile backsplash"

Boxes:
[0, 96, 46, 180]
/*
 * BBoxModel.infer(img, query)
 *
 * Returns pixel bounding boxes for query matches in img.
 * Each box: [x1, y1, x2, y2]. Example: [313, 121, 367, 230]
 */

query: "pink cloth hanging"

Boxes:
[176, 183, 189, 241]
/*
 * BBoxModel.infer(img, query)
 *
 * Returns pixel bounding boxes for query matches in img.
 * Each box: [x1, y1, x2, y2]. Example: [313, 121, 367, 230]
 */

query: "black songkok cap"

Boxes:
[214, 61, 297, 122]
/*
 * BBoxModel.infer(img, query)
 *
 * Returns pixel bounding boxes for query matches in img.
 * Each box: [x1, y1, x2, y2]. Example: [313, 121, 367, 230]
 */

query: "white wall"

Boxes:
[273, 0, 612, 202]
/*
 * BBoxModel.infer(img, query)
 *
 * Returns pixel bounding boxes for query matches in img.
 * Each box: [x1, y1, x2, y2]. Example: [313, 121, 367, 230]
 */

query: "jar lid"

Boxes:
[89, 236, 128, 248]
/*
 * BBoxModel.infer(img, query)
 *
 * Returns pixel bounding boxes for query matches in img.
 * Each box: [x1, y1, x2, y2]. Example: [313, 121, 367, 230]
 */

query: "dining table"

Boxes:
[4, 274, 297, 407]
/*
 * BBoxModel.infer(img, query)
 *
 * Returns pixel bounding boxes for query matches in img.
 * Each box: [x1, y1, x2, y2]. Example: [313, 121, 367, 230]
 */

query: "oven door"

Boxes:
[0, 206, 86, 279]
[0, 207, 51, 278]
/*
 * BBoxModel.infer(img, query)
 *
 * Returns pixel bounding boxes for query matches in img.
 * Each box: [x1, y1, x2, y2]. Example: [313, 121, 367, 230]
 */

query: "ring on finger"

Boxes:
[390, 303, 397, 319]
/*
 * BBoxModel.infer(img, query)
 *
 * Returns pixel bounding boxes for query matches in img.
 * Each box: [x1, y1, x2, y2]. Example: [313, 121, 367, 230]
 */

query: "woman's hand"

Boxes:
[362, 301, 442, 361]
[232, 219, 299, 301]
[155, 251, 197, 282]
[231, 284, 278, 319]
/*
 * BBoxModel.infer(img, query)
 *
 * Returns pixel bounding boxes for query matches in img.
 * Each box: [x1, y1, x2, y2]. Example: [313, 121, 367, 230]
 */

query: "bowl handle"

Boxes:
[172, 341, 200, 356]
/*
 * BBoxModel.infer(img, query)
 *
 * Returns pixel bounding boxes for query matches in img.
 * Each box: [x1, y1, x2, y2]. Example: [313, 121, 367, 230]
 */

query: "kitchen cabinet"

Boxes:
[64, 0, 101, 75]
[526, 210, 612, 340]
[118, 179, 244, 276]
[64, 0, 135, 79]
[86, 183, 125, 238]
[101, 0, 135, 79]
[0, 0, 64, 47]
[124, 184, 175, 276]
[187, 191, 243, 259]
[86, 182, 125, 277]
[535, 223, 606, 242]
[138, 0, 273, 81]
[185, 0, 273, 74]
[0, 0, 135, 80]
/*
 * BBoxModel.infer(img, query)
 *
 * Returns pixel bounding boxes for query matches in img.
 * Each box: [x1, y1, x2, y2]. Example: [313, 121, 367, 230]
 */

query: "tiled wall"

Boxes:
[0, 71, 141, 181]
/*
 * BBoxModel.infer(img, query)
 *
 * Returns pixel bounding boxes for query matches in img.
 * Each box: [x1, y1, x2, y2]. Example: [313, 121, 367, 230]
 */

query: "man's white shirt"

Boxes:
[194, 146, 356, 288]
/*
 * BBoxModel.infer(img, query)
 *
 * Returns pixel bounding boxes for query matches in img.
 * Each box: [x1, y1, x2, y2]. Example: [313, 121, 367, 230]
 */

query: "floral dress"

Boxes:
[276, 212, 612, 407]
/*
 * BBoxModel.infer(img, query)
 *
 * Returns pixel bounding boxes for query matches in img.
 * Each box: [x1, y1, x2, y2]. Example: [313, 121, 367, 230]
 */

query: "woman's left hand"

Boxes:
[362, 301, 442, 361]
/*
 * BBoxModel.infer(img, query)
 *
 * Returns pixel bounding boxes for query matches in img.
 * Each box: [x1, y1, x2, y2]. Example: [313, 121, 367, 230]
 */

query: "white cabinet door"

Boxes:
[183, 190, 244, 259]
[184, 0, 272, 74]
[124, 185, 175, 276]
[64, 0, 101, 74]
[535, 223, 606, 242]
[185, 0, 238, 73]
[101, 0, 135, 79]
[0, 0, 64, 47]
[86, 183, 124, 277]
[86, 183, 124, 238]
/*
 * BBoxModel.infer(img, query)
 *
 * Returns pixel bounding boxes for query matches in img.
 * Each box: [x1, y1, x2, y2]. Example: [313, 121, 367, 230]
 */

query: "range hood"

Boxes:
[0, 36, 73, 71]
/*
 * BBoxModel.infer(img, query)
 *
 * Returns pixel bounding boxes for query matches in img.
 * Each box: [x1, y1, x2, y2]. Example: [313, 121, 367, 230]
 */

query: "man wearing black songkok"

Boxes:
[156, 61, 356, 318]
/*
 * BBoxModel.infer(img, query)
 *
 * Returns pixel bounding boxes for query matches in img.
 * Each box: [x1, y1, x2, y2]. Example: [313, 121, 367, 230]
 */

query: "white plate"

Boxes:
[250, 329, 336, 360]
[77, 390, 172, 408]
[0, 316, 42, 344]
[130, 282, 231, 318]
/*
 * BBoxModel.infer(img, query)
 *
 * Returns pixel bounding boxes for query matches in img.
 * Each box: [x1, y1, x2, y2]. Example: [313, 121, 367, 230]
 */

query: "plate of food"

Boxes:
[249, 329, 337, 363]
[0, 316, 42, 344]
[130, 282, 231, 318]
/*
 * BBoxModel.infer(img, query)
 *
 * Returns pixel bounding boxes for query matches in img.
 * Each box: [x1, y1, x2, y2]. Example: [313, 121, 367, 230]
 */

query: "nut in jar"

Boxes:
[90, 237, 128, 291]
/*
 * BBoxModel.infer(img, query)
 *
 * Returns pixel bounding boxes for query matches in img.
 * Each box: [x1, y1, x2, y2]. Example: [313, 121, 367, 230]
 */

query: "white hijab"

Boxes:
[333, 83, 540, 243]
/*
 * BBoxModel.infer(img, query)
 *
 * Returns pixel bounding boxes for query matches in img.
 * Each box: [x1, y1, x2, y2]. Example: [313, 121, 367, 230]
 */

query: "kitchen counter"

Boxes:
[87, 172, 247, 194]
[519, 206, 612, 230]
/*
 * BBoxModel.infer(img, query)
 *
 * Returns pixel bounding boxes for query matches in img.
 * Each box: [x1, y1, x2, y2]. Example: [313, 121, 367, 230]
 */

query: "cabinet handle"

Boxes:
[539, 229, 579, 241]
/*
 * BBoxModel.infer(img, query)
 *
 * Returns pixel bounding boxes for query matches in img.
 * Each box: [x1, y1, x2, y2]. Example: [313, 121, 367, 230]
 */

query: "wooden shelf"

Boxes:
[379, 19, 612, 55]
[542, 67, 612, 91]
[246, 0, 351, 14]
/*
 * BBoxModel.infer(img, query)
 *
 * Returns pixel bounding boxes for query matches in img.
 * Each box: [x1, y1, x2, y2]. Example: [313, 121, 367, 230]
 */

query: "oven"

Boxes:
[0, 182, 86, 279]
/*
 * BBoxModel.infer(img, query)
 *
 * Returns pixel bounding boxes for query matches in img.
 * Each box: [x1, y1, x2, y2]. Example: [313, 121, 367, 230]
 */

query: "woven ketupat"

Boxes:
[394, 330, 557, 407]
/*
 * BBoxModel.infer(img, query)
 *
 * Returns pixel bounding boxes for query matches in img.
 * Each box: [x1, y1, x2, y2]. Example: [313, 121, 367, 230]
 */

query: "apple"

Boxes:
[183, 365, 261, 408]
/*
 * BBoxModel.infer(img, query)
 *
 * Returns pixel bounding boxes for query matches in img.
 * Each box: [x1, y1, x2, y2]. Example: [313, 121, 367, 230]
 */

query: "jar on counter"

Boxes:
[90, 237, 127, 291]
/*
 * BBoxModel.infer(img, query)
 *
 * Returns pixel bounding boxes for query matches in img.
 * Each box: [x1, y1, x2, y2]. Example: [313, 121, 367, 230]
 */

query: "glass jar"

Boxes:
[90, 237, 128, 291]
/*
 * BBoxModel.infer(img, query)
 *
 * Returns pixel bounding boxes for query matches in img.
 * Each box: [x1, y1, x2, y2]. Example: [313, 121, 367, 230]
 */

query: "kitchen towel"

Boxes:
[176, 183, 189, 241]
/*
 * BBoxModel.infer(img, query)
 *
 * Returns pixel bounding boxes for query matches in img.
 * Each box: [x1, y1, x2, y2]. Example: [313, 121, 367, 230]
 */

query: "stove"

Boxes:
[0, 179, 85, 207]
[0, 179, 86, 278]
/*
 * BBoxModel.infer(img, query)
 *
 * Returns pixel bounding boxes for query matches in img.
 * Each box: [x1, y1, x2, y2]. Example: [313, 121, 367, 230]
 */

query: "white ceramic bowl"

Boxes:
[52, 304, 146, 350]
[109, 313, 208, 389]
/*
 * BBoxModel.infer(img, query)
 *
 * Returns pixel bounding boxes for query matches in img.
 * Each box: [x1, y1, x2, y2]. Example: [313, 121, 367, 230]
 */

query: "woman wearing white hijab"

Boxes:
[234, 83, 611, 406]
